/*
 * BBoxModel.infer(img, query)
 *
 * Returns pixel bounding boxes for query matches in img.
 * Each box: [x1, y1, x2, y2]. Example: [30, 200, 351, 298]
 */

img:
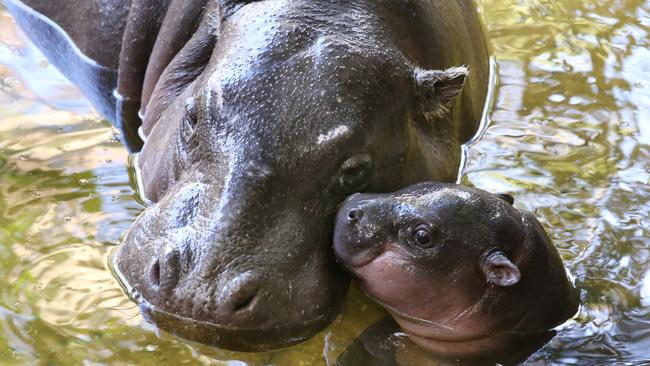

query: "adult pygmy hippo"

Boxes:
[334, 182, 580, 361]
[7, 0, 490, 351]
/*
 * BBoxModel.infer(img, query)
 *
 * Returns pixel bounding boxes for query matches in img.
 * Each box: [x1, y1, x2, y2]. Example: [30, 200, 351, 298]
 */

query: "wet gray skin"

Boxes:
[334, 182, 580, 361]
[7, 0, 489, 351]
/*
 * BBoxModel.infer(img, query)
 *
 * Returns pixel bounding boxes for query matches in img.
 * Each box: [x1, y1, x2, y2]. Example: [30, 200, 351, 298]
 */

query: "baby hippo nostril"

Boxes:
[348, 208, 363, 222]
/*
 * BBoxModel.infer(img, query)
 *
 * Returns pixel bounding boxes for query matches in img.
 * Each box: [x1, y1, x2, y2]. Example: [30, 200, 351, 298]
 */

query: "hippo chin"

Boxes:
[8, 0, 489, 350]
[334, 182, 580, 360]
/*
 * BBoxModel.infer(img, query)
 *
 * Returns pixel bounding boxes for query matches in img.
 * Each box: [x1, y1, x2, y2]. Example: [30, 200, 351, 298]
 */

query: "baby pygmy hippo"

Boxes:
[334, 182, 579, 361]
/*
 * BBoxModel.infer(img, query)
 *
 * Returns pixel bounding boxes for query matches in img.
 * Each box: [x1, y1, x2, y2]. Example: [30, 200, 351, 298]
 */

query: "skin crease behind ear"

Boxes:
[140, 0, 209, 113]
[116, 0, 173, 150]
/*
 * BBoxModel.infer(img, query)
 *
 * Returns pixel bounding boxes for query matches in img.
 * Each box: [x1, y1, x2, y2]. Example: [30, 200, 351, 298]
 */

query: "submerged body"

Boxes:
[7, 0, 490, 350]
[334, 182, 580, 361]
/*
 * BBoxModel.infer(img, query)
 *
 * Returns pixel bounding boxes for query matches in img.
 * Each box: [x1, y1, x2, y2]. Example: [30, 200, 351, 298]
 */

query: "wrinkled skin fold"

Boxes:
[334, 182, 580, 361]
[8, 0, 489, 350]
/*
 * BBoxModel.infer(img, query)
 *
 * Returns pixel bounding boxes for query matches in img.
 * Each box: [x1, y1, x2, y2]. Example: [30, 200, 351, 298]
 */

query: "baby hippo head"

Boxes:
[334, 182, 579, 360]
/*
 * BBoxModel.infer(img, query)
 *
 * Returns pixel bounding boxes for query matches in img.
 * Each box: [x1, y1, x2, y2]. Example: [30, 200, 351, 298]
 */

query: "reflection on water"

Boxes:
[0, 0, 649, 364]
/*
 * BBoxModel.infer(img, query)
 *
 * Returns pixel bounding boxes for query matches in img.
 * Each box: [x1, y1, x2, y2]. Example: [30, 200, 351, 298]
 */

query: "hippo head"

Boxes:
[113, 2, 474, 351]
[334, 182, 580, 360]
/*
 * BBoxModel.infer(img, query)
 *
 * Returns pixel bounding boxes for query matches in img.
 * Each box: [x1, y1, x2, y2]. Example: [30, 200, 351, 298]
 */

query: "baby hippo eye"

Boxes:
[339, 153, 373, 191]
[413, 225, 434, 247]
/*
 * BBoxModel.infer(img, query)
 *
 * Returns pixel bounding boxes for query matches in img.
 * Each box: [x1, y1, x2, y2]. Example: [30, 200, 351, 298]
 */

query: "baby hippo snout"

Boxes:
[346, 207, 363, 223]
[334, 195, 396, 268]
[338, 193, 383, 228]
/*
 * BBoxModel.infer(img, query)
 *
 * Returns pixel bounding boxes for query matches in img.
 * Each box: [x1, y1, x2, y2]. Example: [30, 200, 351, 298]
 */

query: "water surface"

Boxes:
[0, 0, 649, 364]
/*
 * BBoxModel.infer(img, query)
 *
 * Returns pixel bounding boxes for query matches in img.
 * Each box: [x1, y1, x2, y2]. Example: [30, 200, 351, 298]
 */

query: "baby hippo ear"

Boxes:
[481, 251, 521, 287]
[415, 66, 469, 118]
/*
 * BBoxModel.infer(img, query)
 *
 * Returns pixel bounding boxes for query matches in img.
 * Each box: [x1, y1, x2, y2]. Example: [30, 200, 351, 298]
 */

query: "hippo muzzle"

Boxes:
[113, 160, 349, 351]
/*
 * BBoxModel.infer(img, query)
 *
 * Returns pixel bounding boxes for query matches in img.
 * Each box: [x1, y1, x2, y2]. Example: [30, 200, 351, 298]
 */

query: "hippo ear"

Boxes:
[497, 193, 515, 205]
[481, 251, 521, 287]
[415, 66, 469, 118]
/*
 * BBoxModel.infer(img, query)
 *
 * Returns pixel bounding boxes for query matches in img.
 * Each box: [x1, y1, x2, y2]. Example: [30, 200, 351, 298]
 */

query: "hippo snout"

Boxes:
[112, 182, 349, 351]
[337, 193, 377, 226]
[334, 196, 394, 269]
[346, 207, 363, 223]
[146, 248, 264, 321]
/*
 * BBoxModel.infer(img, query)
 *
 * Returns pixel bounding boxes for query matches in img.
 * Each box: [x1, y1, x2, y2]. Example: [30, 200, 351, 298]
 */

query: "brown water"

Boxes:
[0, 1, 649, 365]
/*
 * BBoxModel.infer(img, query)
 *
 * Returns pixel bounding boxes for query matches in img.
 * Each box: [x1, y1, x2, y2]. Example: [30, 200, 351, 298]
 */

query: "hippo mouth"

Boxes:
[138, 300, 331, 351]
[109, 250, 333, 351]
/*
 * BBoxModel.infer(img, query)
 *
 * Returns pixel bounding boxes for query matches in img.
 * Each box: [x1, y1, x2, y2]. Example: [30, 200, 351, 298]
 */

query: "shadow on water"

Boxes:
[0, 0, 649, 364]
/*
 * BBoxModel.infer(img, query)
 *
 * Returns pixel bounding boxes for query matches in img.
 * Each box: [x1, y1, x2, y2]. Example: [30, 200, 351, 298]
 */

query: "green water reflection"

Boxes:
[0, 0, 649, 364]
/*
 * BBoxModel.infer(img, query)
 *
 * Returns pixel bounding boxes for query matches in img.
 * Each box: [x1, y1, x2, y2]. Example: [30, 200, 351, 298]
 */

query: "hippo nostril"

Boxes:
[148, 244, 181, 291]
[218, 272, 264, 316]
[233, 291, 258, 313]
[149, 260, 161, 287]
[348, 208, 362, 222]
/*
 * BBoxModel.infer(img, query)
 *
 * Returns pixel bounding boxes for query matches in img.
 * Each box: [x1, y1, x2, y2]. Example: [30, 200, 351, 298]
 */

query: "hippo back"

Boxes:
[5, 0, 132, 121]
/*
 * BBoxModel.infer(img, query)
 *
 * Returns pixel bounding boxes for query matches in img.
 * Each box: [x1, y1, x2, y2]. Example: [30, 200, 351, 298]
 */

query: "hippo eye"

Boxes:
[339, 153, 373, 191]
[413, 225, 433, 247]
[181, 98, 198, 144]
